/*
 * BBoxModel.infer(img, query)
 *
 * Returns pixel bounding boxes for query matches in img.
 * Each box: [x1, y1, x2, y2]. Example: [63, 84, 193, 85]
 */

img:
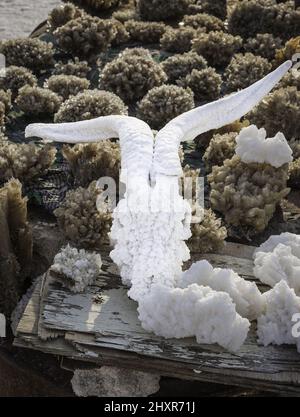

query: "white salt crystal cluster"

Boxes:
[110, 175, 192, 301]
[138, 283, 250, 352]
[235, 125, 293, 168]
[257, 281, 300, 352]
[180, 260, 265, 320]
[50, 244, 102, 293]
[253, 233, 300, 294]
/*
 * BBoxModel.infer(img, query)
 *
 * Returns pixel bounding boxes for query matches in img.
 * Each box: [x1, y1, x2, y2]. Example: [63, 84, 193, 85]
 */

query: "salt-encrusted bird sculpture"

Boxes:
[26, 60, 292, 351]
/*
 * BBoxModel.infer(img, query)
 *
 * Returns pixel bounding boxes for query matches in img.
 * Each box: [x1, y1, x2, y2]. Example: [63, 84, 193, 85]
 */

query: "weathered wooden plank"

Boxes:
[14, 332, 300, 396]
[14, 242, 300, 396]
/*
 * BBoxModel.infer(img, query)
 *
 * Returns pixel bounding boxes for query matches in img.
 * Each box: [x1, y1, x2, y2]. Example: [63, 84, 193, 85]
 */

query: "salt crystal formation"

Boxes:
[180, 260, 265, 320]
[235, 125, 292, 168]
[26, 61, 292, 352]
[50, 244, 102, 293]
[208, 125, 292, 232]
[257, 281, 300, 352]
[138, 283, 250, 352]
[254, 233, 300, 294]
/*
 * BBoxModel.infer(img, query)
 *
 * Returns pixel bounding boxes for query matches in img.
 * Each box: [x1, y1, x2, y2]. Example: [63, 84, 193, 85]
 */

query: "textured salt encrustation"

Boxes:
[26, 115, 155, 183]
[253, 233, 300, 294]
[257, 281, 300, 352]
[25, 61, 292, 352]
[50, 244, 102, 293]
[138, 283, 250, 352]
[110, 175, 192, 300]
[180, 260, 265, 320]
[254, 232, 300, 258]
[235, 125, 292, 168]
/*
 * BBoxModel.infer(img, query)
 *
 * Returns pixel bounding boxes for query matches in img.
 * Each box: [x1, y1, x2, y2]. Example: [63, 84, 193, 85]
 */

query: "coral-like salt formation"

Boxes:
[54, 16, 116, 58]
[276, 72, 300, 90]
[0, 141, 56, 183]
[209, 153, 290, 232]
[62, 140, 121, 186]
[0, 132, 7, 142]
[160, 27, 195, 53]
[257, 281, 300, 352]
[54, 181, 112, 249]
[162, 51, 207, 84]
[182, 67, 222, 101]
[0, 90, 12, 115]
[228, 0, 300, 40]
[118, 47, 152, 60]
[273, 1, 300, 41]
[110, 19, 130, 46]
[192, 31, 242, 68]
[137, 85, 195, 130]
[235, 125, 292, 168]
[249, 86, 300, 141]
[244, 33, 283, 61]
[124, 20, 166, 44]
[48, 2, 84, 28]
[99, 55, 167, 102]
[203, 132, 236, 171]
[0, 38, 54, 71]
[275, 36, 300, 64]
[0, 179, 32, 317]
[53, 58, 91, 78]
[0, 105, 5, 129]
[138, 0, 192, 21]
[289, 158, 300, 188]
[50, 244, 102, 293]
[207, 124, 292, 233]
[138, 283, 250, 352]
[112, 8, 139, 23]
[0, 66, 37, 99]
[54, 90, 127, 123]
[180, 260, 264, 320]
[254, 233, 300, 294]
[182, 12, 225, 32]
[188, 208, 227, 255]
[45, 75, 90, 101]
[16, 86, 62, 115]
[188, 0, 227, 20]
[225, 53, 272, 93]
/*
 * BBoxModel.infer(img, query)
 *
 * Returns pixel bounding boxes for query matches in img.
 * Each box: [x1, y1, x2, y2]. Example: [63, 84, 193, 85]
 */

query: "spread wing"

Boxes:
[152, 60, 292, 177]
[26, 115, 154, 180]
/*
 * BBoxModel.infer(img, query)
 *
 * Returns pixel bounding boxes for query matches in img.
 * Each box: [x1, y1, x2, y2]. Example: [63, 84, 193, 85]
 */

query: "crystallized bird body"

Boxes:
[26, 60, 292, 351]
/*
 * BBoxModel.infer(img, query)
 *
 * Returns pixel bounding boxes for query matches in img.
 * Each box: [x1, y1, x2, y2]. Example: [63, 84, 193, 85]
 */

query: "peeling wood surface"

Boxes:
[14, 243, 300, 395]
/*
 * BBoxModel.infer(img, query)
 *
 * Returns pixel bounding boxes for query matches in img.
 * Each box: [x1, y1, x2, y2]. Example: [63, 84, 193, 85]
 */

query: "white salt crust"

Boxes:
[235, 125, 292, 168]
[254, 233, 300, 295]
[50, 244, 102, 293]
[257, 281, 300, 352]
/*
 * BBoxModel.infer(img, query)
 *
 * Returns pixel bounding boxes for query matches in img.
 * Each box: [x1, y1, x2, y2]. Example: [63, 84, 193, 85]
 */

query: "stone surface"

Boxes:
[71, 366, 161, 397]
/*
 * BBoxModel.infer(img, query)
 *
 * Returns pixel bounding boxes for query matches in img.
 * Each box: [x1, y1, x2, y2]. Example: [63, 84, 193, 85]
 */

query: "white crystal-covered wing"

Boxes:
[152, 61, 292, 177]
[25, 115, 154, 179]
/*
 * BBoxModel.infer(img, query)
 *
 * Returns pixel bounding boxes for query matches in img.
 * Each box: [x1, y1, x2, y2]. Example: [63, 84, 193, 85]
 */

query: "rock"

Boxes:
[71, 366, 160, 397]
